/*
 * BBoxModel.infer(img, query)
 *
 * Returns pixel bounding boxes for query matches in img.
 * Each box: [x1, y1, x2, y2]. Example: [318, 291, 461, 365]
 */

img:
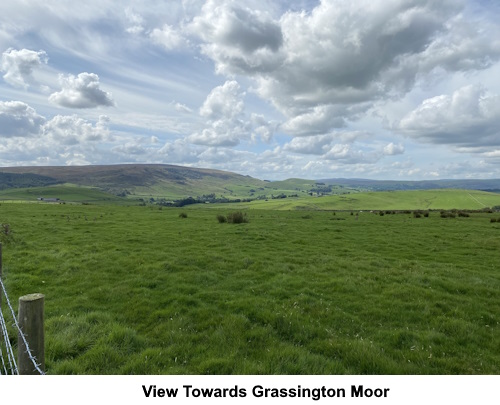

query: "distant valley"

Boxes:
[0, 164, 499, 208]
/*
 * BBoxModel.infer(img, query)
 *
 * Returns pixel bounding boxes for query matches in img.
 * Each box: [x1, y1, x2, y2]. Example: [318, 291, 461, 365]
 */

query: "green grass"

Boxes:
[0, 185, 125, 204]
[0, 203, 499, 374]
[130, 177, 336, 201]
[2, 184, 499, 212]
[231, 189, 500, 211]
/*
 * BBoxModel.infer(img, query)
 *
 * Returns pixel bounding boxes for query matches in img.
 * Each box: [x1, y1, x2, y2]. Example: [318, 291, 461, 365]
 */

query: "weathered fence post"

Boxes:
[18, 293, 45, 375]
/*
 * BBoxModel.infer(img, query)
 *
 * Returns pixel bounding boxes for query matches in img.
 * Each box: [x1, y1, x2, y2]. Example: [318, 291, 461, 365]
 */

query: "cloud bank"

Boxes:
[395, 85, 500, 148]
[1, 0, 500, 179]
[192, 0, 500, 138]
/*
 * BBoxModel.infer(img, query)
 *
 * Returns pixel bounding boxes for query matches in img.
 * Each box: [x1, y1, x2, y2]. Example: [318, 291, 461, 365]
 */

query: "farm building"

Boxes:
[37, 197, 60, 202]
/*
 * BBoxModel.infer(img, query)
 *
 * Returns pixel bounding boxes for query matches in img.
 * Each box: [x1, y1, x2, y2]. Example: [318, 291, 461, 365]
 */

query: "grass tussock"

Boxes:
[216, 211, 249, 223]
[440, 211, 456, 218]
[216, 214, 227, 223]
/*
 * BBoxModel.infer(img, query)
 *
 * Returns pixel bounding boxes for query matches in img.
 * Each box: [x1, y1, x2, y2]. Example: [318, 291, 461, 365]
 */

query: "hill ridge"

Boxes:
[1, 164, 500, 202]
[0, 164, 269, 200]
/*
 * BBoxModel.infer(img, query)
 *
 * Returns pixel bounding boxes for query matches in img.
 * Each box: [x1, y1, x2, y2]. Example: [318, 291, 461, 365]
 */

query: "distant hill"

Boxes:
[319, 178, 500, 192]
[1, 164, 499, 204]
[0, 164, 281, 201]
[0, 172, 61, 190]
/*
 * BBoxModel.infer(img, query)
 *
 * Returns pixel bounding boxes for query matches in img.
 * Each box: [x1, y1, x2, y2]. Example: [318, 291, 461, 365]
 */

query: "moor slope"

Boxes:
[0, 164, 272, 200]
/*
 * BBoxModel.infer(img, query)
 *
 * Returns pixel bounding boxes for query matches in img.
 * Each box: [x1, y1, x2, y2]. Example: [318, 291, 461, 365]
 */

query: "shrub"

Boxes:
[440, 212, 456, 218]
[227, 211, 248, 224]
[457, 211, 470, 217]
[379, 211, 384, 216]
[491, 218, 498, 223]
[216, 214, 227, 223]
[179, 212, 188, 218]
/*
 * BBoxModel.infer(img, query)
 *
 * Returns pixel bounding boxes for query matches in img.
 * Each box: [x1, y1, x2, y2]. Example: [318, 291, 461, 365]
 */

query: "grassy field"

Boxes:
[0, 185, 125, 204]
[1, 201, 499, 374]
[2, 184, 500, 211]
[233, 189, 500, 211]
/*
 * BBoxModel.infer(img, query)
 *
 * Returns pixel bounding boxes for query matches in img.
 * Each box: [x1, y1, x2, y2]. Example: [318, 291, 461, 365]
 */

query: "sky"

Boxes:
[1, 0, 500, 180]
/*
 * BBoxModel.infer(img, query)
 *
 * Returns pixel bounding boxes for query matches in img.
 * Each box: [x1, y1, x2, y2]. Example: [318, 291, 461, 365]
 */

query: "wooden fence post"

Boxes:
[18, 293, 45, 375]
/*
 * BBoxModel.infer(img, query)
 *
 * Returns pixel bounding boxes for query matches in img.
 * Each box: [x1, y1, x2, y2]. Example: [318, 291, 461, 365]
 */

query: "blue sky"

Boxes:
[1, 0, 500, 180]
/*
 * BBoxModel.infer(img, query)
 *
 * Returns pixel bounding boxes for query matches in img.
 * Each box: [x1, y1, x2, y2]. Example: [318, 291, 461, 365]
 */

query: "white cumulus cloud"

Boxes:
[199, 80, 244, 119]
[251, 113, 277, 143]
[49, 72, 115, 108]
[395, 84, 500, 148]
[0, 101, 46, 137]
[189, 80, 249, 147]
[1, 48, 48, 88]
[150, 24, 189, 50]
[43, 114, 111, 145]
[189, 0, 284, 74]
[157, 139, 200, 164]
[188, 80, 277, 147]
[383, 142, 405, 156]
[191, 0, 500, 138]
[0, 101, 116, 166]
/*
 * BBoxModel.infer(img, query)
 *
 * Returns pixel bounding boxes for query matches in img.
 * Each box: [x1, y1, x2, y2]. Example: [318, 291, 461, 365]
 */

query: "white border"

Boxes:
[1, 375, 498, 405]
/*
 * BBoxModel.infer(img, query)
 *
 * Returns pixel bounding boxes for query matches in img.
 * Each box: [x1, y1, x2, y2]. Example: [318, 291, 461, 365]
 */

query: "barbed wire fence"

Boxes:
[0, 292, 18, 375]
[0, 243, 45, 375]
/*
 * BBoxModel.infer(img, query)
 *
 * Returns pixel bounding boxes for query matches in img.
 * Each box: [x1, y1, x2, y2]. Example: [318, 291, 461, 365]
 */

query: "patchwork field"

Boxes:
[233, 189, 500, 211]
[0, 185, 125, 204]
[1, 201, 499, 374]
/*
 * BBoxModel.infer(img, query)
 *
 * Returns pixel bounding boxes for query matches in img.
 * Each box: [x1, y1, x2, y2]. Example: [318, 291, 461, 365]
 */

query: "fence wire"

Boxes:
[1, 342, 8, 374]
[0, 306, 18, 375]
[0, 278, 45, 375]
